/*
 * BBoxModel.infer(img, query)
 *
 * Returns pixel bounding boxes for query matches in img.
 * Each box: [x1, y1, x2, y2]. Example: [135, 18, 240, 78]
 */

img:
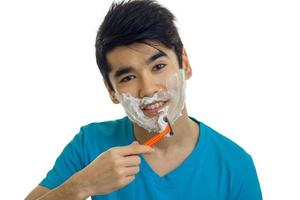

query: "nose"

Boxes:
[138, 74, 162, 98]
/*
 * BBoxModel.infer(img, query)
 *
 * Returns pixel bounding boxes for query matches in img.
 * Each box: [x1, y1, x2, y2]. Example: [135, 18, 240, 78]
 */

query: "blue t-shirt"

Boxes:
[40, 116, 262, 199]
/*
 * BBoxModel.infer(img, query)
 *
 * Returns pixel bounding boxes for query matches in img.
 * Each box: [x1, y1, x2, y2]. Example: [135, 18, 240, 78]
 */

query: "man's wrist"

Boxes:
[59, 172, 91, 200]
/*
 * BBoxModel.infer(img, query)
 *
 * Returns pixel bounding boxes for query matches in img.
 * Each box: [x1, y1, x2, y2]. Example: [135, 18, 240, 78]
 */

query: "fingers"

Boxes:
[123, 166, 140, 176]
[114, 141, 155, 156]
[121, 175, 135, 186]
[120, 155, 141, 167]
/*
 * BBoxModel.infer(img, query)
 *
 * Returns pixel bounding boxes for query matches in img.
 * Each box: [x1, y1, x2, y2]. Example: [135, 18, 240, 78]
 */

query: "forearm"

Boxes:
[35, 174, 90, 200]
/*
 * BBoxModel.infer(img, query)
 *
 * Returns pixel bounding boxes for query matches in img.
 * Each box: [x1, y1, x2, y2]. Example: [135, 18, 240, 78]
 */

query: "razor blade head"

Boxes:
[163, 116, 174, 136]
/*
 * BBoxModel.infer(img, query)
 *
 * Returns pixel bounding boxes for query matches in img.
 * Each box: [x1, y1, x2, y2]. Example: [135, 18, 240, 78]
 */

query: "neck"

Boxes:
[133, 105, 199, 153]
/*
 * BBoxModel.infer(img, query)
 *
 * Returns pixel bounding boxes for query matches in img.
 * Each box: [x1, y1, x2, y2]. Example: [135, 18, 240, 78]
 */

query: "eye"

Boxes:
[120, 75, 135, 83]
[153, 63, 166, 71]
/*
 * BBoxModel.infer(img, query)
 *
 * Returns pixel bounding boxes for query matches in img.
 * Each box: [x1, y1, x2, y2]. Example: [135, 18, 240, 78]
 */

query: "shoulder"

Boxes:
[68, 116, 131, 164]
[64, 116, 130, 149]
[200, 122, 253, 167]
[80, 116, 129, 136]
[199, 123, 262, 198]
[76, 116, 131, 150]
[75, 116, 131, 145]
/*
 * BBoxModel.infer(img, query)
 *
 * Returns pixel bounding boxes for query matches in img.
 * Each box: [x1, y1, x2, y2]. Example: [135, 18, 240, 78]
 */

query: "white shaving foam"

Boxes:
[115, 69, 186, 133]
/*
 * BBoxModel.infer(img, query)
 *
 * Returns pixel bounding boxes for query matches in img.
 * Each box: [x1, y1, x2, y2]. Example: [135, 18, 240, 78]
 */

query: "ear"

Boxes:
[181, 48, 192, 80]
[104, 80, 119, 104]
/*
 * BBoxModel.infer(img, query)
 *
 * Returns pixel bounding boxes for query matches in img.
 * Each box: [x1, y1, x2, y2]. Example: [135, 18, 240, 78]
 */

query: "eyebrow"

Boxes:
[113, 50, 168, 78]
[114, 66, 133, 78]
[146, 50, 167, 65]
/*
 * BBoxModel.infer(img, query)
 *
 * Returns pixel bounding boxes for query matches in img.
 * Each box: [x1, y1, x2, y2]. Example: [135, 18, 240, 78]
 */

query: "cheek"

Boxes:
[165, 72, 184, 103]
[115, 84, 139, 98]
[165, 72, 181, 92]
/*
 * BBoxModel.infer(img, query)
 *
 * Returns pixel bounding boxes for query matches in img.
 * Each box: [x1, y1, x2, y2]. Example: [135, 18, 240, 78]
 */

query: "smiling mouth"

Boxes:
[141, 100, 169, 117]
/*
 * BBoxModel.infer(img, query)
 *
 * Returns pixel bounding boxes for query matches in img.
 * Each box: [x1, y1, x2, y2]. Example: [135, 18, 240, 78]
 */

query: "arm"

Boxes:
[25, 186, 49, 200]
[25, 174, 88, 200]
[25, 141, 155, 200]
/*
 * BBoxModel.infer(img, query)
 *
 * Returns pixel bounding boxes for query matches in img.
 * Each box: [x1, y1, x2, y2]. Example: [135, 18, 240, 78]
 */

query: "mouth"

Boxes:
[141, 100, 169, 117]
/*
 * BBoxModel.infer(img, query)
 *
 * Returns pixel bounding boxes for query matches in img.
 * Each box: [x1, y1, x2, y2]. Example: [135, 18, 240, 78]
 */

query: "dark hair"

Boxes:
[95, 0, 183, 91]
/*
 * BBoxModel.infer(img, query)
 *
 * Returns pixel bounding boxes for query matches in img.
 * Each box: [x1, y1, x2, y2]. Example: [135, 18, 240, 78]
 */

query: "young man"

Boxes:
[25, 0, 262, 199]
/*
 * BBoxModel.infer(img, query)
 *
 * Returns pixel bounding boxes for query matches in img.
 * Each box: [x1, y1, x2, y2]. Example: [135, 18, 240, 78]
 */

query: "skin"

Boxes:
[106, 41, 200, 176]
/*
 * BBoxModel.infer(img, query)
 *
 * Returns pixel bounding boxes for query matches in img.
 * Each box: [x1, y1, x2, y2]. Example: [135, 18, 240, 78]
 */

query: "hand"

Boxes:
[76, 141, 155, 197]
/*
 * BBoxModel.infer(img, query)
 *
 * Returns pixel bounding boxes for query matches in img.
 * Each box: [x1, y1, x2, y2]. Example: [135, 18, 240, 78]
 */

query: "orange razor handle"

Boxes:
[143, 125, 171, 147]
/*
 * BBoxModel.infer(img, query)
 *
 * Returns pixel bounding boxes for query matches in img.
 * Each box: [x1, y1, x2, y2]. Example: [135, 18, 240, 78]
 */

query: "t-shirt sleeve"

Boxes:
[39, 128, 85, 189]
[234, 155, 263, 200]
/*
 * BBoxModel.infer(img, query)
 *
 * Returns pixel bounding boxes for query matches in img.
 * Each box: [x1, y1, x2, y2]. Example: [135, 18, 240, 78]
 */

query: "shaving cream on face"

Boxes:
[115, 69, 186, 133]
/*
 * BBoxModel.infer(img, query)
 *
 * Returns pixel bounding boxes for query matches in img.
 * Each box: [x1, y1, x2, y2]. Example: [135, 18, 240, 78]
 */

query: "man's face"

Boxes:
[105, 41, 191, 132]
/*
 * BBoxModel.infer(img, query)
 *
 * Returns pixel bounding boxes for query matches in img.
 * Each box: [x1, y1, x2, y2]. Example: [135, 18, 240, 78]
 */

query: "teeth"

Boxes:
[144, 102, 164, 110]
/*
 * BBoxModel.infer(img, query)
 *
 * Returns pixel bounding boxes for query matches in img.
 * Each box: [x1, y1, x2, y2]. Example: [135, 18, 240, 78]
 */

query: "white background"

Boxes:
[0, 0, 299, 199]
